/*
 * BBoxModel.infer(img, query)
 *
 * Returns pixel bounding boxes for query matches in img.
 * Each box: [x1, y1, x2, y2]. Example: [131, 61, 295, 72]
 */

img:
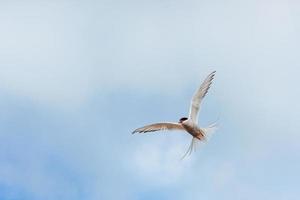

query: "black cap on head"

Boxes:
[179, 117, 188, 123]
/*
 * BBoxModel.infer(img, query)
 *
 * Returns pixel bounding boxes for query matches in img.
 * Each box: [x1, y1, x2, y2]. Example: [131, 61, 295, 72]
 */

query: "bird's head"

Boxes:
[179, 117, 188, 123]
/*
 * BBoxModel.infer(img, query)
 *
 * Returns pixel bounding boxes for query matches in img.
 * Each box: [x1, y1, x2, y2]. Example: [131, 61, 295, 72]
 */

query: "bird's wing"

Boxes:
[132, 122, 184, 134]
[188, 71, 216, 123]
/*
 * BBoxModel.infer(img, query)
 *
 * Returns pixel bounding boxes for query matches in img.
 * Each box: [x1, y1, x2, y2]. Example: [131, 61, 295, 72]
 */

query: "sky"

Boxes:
[0, 0, 300, 199]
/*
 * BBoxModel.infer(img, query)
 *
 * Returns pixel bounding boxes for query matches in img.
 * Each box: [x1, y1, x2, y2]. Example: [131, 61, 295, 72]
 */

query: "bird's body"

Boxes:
[181, 120, 206, 140]
[132, 71, 217, 158]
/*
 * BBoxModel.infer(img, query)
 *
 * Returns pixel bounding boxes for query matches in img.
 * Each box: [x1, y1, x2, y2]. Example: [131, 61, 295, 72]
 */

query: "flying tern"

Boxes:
[132, 71, 217, 159]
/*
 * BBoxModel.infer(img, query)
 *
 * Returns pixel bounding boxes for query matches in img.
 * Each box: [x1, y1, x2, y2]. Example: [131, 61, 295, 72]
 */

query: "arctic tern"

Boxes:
[132, 71, 217, 158]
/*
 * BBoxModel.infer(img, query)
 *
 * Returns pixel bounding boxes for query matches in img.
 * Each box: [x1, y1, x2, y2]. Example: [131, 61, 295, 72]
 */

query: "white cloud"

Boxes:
[131, 134, 194, 186]
[0, 0, 300, 199]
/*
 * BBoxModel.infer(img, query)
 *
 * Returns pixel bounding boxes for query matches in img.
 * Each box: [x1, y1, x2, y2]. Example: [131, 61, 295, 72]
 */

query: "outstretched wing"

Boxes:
[188, 71, 216, 123]
[132, 122, 184, 134]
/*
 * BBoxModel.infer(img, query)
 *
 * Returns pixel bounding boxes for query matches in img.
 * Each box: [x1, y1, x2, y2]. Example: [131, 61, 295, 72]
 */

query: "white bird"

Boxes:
[132, 71, 217, 159]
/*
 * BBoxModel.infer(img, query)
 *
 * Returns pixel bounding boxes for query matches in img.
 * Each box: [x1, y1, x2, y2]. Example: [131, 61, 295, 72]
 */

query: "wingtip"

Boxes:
[210, 71, 216, 79]
[132, 129, 140, 134]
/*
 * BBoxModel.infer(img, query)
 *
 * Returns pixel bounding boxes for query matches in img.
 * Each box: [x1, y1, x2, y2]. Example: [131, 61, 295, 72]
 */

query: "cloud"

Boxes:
[0, 0, 300, 199]
[131, 134, 194, 186]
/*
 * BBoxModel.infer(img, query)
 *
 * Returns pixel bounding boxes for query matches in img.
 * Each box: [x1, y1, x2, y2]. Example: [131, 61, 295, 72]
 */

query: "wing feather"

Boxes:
[132, 122, 184, 134]
[188, 71, 216, 123]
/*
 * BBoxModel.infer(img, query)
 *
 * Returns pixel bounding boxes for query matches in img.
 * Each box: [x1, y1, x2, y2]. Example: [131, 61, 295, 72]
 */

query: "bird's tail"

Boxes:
[202, 121, 218, 141]
[180, 120, 219, 160]
[180, 137, 198, 160]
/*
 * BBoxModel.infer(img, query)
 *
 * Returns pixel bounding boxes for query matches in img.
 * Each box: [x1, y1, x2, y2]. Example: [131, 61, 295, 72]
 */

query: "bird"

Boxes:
[132, 71, 217, 159]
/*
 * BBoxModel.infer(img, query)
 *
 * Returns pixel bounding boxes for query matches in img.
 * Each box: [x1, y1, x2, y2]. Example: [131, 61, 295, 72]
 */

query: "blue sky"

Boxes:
[0, 0, 300, 199]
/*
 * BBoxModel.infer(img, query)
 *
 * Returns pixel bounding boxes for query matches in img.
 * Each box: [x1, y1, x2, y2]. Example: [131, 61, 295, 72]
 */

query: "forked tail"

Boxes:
[180, 121, 218, 160]
[180, 137, 198, 160]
